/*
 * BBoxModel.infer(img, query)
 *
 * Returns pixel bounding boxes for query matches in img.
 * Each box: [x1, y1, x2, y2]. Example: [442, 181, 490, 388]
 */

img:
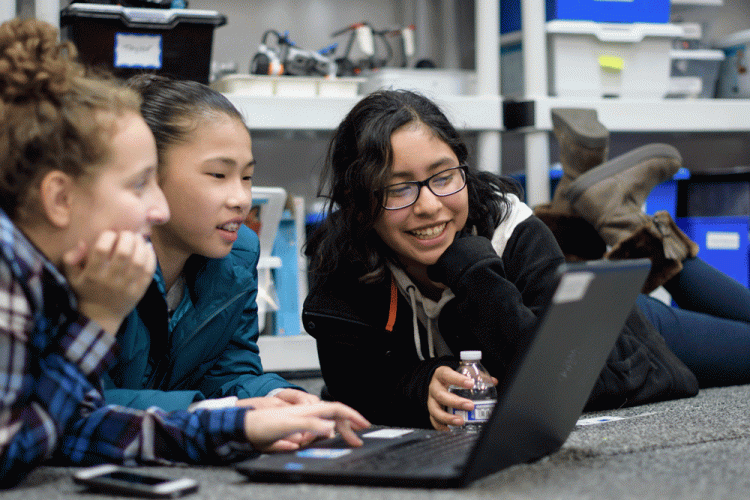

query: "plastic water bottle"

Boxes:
[448, 351, 497, 432]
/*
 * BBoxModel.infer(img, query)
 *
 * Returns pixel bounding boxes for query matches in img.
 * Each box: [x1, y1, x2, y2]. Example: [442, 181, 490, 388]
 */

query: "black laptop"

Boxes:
[236, 258, 651, 488]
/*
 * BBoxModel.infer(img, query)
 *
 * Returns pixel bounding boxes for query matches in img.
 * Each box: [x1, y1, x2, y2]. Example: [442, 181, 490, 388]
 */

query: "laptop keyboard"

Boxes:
[331, 430, 478, 473]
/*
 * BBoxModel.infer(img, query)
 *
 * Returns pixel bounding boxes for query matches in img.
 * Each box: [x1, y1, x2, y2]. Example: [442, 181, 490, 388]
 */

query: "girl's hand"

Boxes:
[243, 402, 371, 452]
[427, 366, 475, 431]
[62, 231, 156, 335]
[427, 366, 500, 431]
[274, 388, 321, 405]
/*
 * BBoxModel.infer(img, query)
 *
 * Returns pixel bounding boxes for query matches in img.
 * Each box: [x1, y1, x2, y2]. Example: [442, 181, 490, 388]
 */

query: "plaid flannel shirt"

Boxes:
[0, 209, 255, 488]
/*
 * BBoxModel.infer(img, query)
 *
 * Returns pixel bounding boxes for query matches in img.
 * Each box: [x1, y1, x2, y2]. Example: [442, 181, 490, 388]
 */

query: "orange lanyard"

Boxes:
[386, 274, 397, 332]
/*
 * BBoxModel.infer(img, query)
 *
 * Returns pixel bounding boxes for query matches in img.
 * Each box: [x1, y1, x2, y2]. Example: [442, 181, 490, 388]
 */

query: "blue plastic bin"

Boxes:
[675, 169, 750, 288]
[676, 216, 750, 288]
[500, 0, 671, 34]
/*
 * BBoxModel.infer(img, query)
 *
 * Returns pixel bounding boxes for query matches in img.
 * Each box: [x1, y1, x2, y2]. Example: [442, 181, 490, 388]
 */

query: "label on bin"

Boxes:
[706, 231, 741, 250]
[114, 33, 162, 69]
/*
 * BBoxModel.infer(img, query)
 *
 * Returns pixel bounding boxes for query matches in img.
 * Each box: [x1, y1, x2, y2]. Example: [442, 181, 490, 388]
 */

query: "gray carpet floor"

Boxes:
[8, 381, 750, 499]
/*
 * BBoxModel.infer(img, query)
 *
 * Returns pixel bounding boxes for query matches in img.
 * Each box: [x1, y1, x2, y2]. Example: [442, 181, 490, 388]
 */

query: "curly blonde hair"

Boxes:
[0, 17, 141, 222]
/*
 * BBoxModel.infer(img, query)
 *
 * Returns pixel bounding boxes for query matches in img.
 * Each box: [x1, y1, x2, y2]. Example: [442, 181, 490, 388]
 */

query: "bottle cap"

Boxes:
[459, 350, 482, 361]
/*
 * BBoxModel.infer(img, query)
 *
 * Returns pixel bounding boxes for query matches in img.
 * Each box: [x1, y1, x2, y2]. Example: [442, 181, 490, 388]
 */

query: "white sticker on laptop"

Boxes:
[296, 448, 352, 459]
[114, 33, 162, 69]
[362, 429, 415, 439]
[553, 272, 595, 304]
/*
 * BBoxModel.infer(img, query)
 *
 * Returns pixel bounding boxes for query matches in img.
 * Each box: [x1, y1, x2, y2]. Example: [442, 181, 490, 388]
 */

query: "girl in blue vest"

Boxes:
[103, 75, 318, 411]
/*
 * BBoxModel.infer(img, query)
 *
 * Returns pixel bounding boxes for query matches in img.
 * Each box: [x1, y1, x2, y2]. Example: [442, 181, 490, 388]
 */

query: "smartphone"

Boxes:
[73, 464, 199, 498]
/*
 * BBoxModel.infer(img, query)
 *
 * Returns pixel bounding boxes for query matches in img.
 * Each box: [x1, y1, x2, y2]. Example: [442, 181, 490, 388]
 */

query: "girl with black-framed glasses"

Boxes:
[302, 89, 750, 431]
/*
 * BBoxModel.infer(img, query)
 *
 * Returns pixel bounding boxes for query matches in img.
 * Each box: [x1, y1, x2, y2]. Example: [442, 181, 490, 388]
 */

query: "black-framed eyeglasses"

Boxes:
[381, 165, 468, 210]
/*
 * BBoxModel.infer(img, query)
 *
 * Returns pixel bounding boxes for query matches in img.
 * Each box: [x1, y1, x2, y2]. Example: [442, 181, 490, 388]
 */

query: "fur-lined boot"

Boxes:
[536, 108, 609, 217]
[565, 143, 683, 248]
[606, 211, 700, 293]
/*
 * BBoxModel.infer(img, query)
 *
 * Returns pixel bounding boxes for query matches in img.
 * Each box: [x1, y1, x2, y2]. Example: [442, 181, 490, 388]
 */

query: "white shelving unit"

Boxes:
[509, 96, 750, 132]
[227, 94, 502, 132]
[507, 0, 748, 207]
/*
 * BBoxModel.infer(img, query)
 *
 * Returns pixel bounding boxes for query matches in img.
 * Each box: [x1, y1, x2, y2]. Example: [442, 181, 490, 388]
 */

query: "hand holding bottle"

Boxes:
[427, 352, 499, 431]
[428, 366, 476, 431]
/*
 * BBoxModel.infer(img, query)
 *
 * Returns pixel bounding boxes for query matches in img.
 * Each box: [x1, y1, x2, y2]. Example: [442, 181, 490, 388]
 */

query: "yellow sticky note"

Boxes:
[598, 55, 624, 72]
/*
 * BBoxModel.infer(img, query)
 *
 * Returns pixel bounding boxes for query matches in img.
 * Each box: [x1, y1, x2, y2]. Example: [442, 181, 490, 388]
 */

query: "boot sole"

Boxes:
[565, 143, 682, 204]
[551, 108, 609, 149]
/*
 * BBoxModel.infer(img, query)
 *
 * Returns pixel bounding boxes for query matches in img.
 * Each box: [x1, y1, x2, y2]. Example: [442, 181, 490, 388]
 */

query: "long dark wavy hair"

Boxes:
[306, 89, 521, 284]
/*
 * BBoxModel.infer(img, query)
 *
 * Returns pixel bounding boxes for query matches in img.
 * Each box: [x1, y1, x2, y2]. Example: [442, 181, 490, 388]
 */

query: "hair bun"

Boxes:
[0, 18, 83, 103]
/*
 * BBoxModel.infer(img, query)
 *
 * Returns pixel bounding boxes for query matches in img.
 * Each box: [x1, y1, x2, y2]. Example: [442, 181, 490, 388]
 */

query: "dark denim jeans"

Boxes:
[637, 257, 750, 387]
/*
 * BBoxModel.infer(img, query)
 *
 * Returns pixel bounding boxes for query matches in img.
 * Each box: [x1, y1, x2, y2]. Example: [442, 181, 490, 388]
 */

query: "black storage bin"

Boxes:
[60, 3, 226, 84]
[677, 167, 750, 218]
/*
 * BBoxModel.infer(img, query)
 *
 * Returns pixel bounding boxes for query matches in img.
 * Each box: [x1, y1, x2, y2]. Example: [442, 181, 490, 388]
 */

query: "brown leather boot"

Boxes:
[566, 143, 682, 248]
[545, 108, 609, 215]
[606, 211, 700, 293]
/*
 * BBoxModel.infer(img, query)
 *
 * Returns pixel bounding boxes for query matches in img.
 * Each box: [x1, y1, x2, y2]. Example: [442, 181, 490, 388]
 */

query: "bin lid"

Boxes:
[60, 4, 227, 29]
[670, 49, 725, 61]
[546, 20, 683, 43]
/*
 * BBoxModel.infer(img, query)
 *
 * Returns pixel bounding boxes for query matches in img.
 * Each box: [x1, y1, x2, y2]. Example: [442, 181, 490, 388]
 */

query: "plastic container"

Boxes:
[60, 3, 226, 84]
[501, 0, 671, 34]
[716, 30, 750, 98]
[678, 169, 750, 219]
[547, 21, 683, 98]
[359, 68, 476, 96]
[210, 74, 363, 98]
[677, 216, 750, 287]
[501, 21, 683, 98]
[670, 49, 725, 98]
[447, 351, 497, 432]
[676, 168, 750, 287]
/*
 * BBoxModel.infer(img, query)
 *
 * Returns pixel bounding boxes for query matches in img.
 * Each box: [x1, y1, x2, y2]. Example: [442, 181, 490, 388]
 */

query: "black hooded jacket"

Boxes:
[304, 205, 697, 428]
